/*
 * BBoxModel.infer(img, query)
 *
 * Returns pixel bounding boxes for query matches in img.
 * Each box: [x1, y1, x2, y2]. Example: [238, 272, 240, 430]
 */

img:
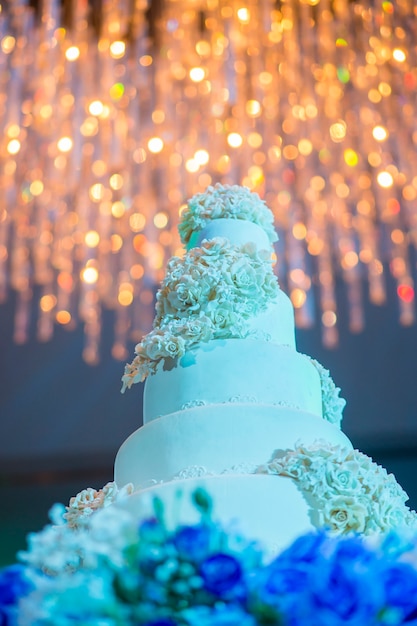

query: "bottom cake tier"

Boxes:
[117, 473, 319, 555]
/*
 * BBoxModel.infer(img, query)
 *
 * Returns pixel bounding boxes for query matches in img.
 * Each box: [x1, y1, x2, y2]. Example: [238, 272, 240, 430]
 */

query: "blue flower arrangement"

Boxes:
[3, 488, 417, 625]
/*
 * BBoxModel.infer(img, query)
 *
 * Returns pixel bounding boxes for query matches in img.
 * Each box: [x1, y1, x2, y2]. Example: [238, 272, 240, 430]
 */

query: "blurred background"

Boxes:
[1, 0, 417, 566]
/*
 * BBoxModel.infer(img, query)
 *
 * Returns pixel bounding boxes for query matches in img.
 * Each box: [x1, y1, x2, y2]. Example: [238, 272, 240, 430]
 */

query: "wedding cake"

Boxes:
[9, 185, 417, 625]
[114, 184, 416, 551]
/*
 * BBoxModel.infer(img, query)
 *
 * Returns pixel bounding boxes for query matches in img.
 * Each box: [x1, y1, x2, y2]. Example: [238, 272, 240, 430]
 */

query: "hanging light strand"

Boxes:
[0, 0, 416, 359]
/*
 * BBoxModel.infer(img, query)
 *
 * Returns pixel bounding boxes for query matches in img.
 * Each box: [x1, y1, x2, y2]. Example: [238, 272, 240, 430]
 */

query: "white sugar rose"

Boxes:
[165, 335, 186, 358]
[230, 258, 261, 296]
[322, 496, 367, 534]
[324, 461, 361, 495]
[181, 316, 214, 344]
[262, 272, 279, 298]
[200, 237, 231, 260]
[167, 280, 202, 312]
[143, 331, 168, 360]
[377, 500, 412, 530]
[208, 305, 239, 336]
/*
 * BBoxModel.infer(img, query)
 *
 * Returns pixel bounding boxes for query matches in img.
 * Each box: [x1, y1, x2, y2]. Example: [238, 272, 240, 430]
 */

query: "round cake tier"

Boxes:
[115, 406, 352, 489]
[186, 217, 272, 251]
[117, 474, 319, 555]
[143, 339, 318, 423]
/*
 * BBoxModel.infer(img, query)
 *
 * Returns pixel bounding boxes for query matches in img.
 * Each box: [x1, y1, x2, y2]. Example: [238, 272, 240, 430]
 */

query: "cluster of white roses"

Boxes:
[178, 183, 278, 246]
[309, 358, 346, 428]
[261, 441, 417, 535]
[122, 237, 278, 390]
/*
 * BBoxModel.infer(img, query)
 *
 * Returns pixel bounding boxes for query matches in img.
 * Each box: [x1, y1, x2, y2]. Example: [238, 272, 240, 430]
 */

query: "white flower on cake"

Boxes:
[309, 358, 346, 428]
[260, 441, 417, 535]
[321, 496, 368, 533]
[122, 238, 279, 390]
[178, 183, 278, 245]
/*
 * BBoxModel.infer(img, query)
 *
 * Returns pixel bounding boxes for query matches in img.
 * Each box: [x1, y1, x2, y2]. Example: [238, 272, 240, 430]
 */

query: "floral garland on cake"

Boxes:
[5, 488, 417, 625]
[259, 441, 417, 535]
[122, 238, 279, 390]
[178, 183, 278, 246]
[309, 358, 346, 427]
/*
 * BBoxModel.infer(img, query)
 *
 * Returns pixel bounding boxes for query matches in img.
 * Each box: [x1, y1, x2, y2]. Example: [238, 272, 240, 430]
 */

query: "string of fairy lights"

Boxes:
[0, 0, 416, 361]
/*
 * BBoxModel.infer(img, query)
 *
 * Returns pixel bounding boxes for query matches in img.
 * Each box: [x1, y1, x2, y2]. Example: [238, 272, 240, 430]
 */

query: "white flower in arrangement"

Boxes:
[178, 183, 278, 246]
[122, 237, 279, 391]
[262, 441, 417, 535]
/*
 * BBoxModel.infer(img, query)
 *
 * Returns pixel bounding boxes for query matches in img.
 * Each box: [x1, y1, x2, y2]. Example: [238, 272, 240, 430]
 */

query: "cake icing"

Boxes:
[115, 183, 416, 550]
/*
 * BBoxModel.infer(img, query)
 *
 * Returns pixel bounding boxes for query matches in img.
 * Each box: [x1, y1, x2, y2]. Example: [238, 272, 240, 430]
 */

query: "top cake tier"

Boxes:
[179, 184, 278, 251]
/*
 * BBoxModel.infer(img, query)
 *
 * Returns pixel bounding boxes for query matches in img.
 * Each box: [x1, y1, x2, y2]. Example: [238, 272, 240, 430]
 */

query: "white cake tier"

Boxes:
[115, 406, 352, 488]
[117, 474, 320, 555]
[186, 217, 272, 251]
[143, 339, 318, 423]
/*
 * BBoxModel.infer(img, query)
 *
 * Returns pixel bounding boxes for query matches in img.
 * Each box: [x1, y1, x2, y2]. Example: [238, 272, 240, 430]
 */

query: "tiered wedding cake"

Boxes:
[115, 184, 416, 551]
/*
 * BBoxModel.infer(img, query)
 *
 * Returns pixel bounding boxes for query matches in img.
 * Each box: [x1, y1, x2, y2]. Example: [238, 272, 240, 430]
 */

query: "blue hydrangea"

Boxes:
[0, 565, 32, 626]
[173, 524, 211, 562]
[380, 562, 417, 621]
[199, 553, 243, 597]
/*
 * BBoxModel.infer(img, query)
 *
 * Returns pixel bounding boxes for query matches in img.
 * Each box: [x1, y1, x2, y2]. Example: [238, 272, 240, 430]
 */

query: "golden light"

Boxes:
[65, 46, 80, 61]
[40, 295, 57, 312]
[30, 180, 44, 196]
[139, 55, 153, 66]
[0, 0, 416, 359]
[89, 100, 105, 116]
[57, 136, 73, 152]
[227, 133, 243, 148]
[7, 124, 20, 138]
[194, 149, 209, 165]
[329, 121, 347, 142]
[322, 311, 337, 327]
[109, 174, 123, 190]
[56, 310, 72, 325]
[292, 223, 307, 240]
[189, 67, 205, 82]
[89, 183, 105, 201]
[111, 201, 126, 218]
[1, 35, 15, 53]
[377, 171, 394, 188]
[129, 213, 146, 232]
[85, 231, 100, 247]
[118, 290, 134, 306]
[291, 288, 307, 308]
[237, 8, 250, 23]
[372, 126, 388, 141]
[148, 137, 164, 153]
[393, 48, 406, 62]
[81, 267, 99, 284]
[154, 212, 168, 228]
[7, 139, 20, 155]
[185, 158, 199, 173]
[110, 40, 126, 58]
